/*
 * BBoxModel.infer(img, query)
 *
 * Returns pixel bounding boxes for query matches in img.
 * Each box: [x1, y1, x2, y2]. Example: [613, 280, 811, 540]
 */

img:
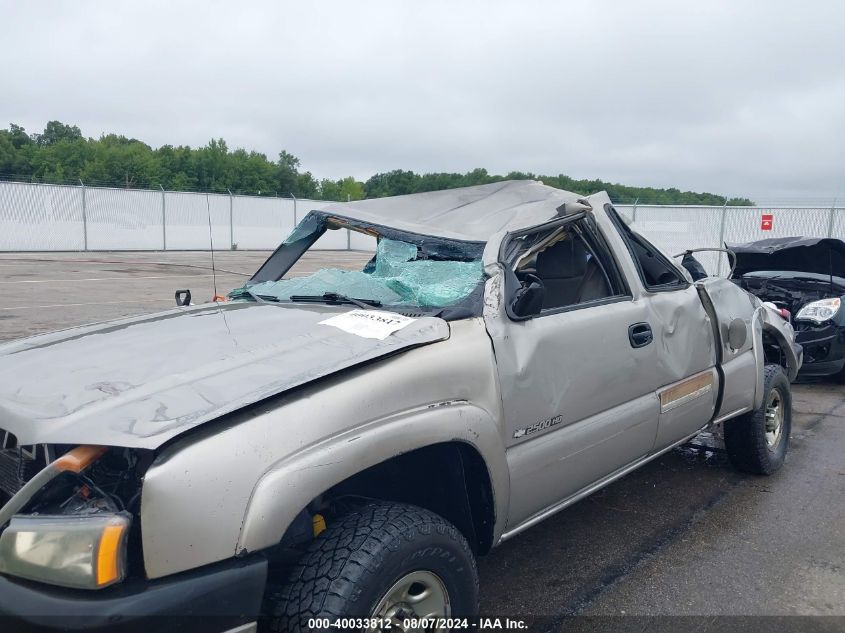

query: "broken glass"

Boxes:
[235, 238, 484, 308]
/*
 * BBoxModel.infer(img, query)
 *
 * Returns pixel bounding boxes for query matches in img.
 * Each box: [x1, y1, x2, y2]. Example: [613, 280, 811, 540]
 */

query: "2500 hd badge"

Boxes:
[513, 414, 564, 439]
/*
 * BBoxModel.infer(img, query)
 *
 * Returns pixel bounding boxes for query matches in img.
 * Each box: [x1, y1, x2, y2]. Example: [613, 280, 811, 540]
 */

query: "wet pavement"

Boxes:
[478, 381, 845, 622]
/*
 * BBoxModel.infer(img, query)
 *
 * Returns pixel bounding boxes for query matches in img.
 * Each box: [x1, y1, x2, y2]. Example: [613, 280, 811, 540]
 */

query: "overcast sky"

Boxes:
[2, 1, 843, 202]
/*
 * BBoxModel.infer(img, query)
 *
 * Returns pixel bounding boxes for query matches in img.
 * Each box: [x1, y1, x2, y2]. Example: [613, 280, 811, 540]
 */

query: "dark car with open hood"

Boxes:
[729, 236, 845, 380]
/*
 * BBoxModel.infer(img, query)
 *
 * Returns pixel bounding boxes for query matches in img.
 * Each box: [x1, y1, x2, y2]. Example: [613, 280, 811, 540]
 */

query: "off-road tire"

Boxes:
[724, 363, 791, 475]
[268, 502, 479, 632]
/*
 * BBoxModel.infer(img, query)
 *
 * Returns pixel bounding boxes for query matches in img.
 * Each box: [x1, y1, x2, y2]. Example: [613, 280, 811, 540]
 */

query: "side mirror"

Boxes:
[680, 252, 708, 281]
[511, 274, 545, 318]
[175, 289, 192, 306]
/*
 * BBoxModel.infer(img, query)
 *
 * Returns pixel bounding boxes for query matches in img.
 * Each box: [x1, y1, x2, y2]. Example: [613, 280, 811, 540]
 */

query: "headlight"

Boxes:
[0, 513, 130, 589]
[795, 297, 841, 324]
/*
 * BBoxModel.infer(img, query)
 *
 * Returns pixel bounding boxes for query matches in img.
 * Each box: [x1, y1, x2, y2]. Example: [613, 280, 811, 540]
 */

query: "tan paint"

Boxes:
[658, 371, 714, 414]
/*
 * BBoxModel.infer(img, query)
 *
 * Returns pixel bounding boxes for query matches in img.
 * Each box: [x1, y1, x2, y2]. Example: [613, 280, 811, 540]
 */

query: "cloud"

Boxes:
[2, 0, 843, 201]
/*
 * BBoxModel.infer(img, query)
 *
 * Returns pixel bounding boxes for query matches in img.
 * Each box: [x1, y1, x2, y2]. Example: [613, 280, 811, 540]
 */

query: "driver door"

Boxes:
[486, 216, 662, 530]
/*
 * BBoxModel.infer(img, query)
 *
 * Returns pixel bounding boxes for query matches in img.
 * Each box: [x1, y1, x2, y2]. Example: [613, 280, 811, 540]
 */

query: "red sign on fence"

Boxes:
[761, 214, 773, 231]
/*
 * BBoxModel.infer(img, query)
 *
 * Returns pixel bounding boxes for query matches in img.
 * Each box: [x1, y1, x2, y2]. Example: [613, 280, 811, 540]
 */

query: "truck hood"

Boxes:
[729, 237, 845, 278]
[0, 302, 449, 449]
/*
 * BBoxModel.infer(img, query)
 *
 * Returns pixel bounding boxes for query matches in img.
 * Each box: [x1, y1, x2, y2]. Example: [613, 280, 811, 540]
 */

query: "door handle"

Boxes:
[628, 322, 653, 348]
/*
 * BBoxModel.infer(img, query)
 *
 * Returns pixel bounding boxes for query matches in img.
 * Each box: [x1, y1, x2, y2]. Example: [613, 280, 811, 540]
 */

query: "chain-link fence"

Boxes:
[1, 181, 843, 265]
[0, 181, 337, 251]
[617, 203, 844, 275]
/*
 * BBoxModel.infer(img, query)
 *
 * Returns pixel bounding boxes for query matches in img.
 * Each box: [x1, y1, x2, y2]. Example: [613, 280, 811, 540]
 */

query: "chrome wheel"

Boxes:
[764, 389, 784, 448]
[370, 570, 451, 632]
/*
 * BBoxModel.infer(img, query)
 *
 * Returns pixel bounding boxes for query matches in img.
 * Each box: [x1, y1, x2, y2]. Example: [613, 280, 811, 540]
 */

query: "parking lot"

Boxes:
[0, 251, 843, 623]
[0, 250, 372, 341]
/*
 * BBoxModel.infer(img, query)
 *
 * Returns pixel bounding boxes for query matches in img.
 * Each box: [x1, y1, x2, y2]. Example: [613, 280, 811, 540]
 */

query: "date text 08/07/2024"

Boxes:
[310, 618, 528, 629]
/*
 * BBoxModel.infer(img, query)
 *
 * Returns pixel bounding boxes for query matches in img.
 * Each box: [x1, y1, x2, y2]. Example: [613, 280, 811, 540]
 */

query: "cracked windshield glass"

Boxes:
[231, 226, 485, 309]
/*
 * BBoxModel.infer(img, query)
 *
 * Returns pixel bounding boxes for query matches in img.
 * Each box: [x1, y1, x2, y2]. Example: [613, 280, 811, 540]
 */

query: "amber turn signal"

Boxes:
[54, 445, 107, 474]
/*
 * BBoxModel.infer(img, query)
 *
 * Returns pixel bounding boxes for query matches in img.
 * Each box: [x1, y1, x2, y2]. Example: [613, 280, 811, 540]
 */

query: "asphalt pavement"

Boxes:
[0, 251, 842, 630]
[0, 250, 370, 341]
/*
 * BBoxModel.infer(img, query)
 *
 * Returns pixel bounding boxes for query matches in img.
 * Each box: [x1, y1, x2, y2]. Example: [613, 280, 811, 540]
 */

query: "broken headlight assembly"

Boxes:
[0, 444, 148, 590]
[0, 512, 130, 589]
[795, 297, 841, 324]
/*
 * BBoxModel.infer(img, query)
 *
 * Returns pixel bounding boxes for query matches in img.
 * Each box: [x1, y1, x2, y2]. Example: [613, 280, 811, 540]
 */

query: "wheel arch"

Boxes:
[236, 402, 508, 556]
[760, 317, 801, 381]
[280, 442, 497, 555]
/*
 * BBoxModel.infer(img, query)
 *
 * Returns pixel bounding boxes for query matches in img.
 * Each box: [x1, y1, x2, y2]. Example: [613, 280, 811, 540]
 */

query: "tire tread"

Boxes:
[724, 363, 791, 475]
[268, 502, 478, 632]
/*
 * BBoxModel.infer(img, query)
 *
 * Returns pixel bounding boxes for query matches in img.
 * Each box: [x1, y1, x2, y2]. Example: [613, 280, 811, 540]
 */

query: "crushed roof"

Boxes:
[315, 180, 588, 241]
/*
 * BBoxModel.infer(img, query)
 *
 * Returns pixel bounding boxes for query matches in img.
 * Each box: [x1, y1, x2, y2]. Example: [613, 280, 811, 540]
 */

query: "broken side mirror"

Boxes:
[175, 289, 192, 306]
[672, 248, 737, 279]
[511, 274, 545, 319]
[680, 252, 708, 281]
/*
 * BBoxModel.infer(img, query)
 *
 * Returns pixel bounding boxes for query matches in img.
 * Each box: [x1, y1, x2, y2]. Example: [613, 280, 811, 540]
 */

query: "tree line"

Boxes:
[0, 121, 752, 205]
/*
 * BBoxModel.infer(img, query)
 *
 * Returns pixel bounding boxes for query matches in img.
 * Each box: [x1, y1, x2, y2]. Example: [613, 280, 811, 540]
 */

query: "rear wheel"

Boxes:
[268, 502, 479, 632]
[724, 364, 791, 475]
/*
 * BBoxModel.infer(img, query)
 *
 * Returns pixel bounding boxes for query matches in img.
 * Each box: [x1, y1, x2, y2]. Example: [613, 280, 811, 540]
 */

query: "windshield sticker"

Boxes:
[319, 310, 417, 340]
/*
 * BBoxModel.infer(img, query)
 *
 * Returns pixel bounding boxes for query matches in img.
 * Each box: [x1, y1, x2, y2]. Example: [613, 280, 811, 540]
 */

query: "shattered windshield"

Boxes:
[229, 214, 486, 313]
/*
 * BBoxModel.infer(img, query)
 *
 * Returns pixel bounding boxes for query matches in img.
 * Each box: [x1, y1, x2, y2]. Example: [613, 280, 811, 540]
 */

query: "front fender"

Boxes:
[140, 318, 506, 579]
[236, 401, 509, 554]
[760, 305, 803, 381]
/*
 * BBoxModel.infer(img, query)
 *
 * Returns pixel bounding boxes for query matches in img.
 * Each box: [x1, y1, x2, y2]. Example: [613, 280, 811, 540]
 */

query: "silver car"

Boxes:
[0, 181, 801, 632]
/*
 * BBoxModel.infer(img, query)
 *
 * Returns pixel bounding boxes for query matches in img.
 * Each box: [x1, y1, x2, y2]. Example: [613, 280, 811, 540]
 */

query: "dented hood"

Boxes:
[0, 302, 449, 449]
[729, 237, 845, 278]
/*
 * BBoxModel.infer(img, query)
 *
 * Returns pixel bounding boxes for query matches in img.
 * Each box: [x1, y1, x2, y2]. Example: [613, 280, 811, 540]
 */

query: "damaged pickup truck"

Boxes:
[0, 181, 801, 632]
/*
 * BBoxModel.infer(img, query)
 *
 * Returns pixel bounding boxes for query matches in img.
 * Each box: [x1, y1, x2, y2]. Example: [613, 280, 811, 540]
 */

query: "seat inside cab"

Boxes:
[516, 230, 611, 310]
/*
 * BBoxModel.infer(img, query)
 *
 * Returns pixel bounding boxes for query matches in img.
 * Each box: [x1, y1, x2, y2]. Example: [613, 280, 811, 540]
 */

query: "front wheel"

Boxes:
[724, 363, 792, 475]
[268, 502, 479, 632]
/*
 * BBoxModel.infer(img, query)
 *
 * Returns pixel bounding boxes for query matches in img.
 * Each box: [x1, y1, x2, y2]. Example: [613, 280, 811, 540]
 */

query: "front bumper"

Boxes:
[795, 322, 845, 378]
[0, 555, 266, 632]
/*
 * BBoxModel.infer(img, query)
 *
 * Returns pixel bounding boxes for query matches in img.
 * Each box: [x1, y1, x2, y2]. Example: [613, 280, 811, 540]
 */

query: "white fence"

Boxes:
[0, 181, 344, 251]
[1, 182, 842, 272]
[617, 203, 842, 275]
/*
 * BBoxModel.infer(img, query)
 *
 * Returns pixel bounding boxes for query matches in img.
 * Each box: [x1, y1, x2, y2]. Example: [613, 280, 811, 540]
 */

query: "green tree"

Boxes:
[7, 124, 33, 149]
[277, 150, 301, 195]
[0, 121, 753, 205]
[79, 134, 160, 188]
[33, 121, 82, 146]
[295, 171, 319, 198]
[336, 176, 365, 201]
[319, 176, 365, 201]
